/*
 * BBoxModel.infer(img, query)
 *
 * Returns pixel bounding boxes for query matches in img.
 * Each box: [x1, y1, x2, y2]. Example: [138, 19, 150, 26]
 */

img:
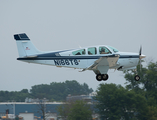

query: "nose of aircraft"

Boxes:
[140, 54, 146, 59]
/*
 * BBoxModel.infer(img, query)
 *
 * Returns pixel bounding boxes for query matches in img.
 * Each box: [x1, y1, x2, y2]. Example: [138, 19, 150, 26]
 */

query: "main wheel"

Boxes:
[134, 75, 140, 81]
[102, 74, 109, 81]
[96, 74, 102, 81]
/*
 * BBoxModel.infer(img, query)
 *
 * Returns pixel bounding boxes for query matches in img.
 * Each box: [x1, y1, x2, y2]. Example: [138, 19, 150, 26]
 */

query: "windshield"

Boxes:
[72, 49, 86, 55]
[107, 46, 119, 53]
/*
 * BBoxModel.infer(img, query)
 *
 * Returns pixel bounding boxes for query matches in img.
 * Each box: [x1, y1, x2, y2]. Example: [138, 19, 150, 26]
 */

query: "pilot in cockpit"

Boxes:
[100, 48, 106, 54]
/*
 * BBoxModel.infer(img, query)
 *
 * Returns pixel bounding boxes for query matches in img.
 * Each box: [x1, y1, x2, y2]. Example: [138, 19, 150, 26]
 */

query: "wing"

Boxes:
[82, 54, 119, 74]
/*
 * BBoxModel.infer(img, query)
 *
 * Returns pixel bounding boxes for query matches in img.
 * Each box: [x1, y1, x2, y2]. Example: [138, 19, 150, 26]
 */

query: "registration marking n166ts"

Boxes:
[54, 59, 79, 66]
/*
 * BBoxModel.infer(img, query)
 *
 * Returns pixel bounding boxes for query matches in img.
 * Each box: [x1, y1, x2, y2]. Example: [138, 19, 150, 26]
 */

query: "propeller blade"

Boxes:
[138, 46, 146, 72]
[139, 46, 142, 72]
[139, 46, 142, 56]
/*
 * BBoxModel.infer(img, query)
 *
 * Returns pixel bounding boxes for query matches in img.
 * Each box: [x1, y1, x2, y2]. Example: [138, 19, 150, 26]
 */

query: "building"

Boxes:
[0, 94, 100, 120]
[0, 102, 62, 120]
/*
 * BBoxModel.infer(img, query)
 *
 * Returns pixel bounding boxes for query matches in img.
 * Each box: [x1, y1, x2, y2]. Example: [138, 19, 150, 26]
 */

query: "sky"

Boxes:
[0, 0, 157, 92]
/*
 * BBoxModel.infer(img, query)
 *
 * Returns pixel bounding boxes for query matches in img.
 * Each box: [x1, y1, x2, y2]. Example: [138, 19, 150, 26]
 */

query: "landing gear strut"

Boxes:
[96, 74, 109, 81]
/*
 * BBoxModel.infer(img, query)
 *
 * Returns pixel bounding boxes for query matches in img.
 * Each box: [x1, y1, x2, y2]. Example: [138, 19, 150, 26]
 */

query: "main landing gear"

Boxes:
[96, 74, 109, 81]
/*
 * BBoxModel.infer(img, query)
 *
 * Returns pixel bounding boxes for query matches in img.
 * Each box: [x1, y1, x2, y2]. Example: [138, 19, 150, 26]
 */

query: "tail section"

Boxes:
[14, 33, 41, 57]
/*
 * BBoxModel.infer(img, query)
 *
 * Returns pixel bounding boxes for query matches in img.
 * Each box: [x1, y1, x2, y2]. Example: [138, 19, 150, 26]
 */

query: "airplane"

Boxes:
[14, 33, 146, 81]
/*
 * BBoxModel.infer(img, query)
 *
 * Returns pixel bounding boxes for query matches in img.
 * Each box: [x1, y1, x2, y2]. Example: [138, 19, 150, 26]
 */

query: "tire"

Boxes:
[134, 75, 140, 81]
[96, 74, 102, 81]
[102, 74, 109, 81]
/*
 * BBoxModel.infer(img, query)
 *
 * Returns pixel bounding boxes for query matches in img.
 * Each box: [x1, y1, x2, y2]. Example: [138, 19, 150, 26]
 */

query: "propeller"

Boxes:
[139, 46, 142, 71]
[139, 46, 146, 71]
[139, 46, 142, 56]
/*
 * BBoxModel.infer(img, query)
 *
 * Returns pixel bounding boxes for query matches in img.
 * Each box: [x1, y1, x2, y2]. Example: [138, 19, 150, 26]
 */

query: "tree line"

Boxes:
[0, 80, 93, 102]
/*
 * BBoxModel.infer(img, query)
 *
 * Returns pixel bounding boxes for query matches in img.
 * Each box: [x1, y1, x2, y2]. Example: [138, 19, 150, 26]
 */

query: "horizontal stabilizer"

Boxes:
[25, 55, 37, 58]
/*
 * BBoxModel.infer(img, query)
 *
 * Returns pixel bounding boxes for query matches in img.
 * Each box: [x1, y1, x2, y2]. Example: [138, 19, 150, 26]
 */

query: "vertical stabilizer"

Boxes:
[14, 33, 41, 57]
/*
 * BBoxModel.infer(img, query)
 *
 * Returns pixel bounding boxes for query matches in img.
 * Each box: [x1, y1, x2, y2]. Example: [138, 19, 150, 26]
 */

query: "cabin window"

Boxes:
[99, 47, 111, 54]
[88, 47, 97, 55]
[72, 49, 86, 55]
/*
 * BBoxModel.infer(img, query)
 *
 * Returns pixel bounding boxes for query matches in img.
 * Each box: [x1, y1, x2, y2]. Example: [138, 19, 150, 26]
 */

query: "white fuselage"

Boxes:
[18, 45, 139, 71]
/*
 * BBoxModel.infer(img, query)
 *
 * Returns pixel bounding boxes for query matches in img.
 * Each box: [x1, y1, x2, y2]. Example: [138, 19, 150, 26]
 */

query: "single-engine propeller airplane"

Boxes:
[14, 33, 146, 81]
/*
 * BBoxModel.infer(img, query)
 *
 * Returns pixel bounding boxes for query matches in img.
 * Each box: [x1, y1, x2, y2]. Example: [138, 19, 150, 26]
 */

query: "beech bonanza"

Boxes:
[14, 33, 146, 81]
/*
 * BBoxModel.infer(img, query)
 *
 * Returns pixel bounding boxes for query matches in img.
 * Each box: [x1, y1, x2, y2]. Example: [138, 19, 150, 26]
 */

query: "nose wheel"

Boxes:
[132, 69, 141, 81]
[96, 74, 109, 81]
[134, 75, 140, 81]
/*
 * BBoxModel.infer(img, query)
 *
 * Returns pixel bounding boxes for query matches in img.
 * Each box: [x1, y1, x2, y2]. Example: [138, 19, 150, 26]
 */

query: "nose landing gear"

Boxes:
[96, 74, 109, 81]
[132, 69, 141, 81]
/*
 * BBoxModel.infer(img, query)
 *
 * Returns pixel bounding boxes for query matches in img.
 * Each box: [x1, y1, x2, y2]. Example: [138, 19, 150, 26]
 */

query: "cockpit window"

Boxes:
[99, 47, 111, 54]
[72, 49, 86, 55]
[107, 46, 119, 53]
[88, 47, 97, 55]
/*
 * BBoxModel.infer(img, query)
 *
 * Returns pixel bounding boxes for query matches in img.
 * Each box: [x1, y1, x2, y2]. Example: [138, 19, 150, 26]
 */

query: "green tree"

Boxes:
[30, 80, 93, 101]
[124, 61, 157, 119]
[145, 106, 157, 120]
[20, 89, 29, 93]
[0, 80, 93, 102]
[124, 62, 157, 98]
[0, 89, 30, 102]
[95, 83, 147, 120]
[68, 100, 92, 120]
[57, 100, 92, 120]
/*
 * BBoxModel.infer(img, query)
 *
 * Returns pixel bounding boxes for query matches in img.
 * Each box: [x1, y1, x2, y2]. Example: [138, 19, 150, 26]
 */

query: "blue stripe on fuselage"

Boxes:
[119, 55, 139, 58]
[17, 55, 139, 60]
